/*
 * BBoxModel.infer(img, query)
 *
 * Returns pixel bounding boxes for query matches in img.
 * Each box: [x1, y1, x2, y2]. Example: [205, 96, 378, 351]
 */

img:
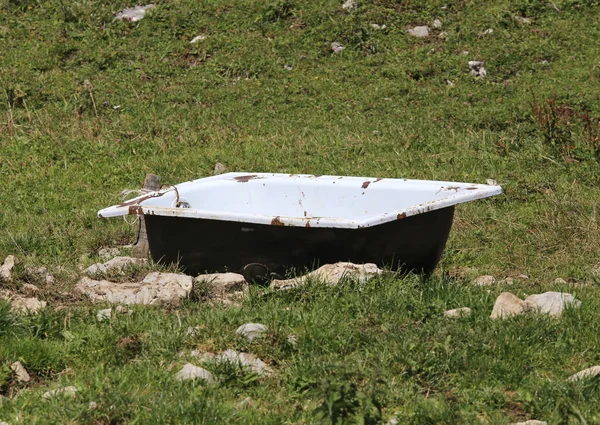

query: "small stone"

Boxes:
[387, 419, 399, 425]
[446, 79, 454, 87]
[142, 272, 193, 292]
[115, 305, 129, 314]
[511, 421, 547, 425]
[89, 401, 98, 410]
[486, 179, 498, 186]
[186, 326, 202, 337]
[524, 292, 581, 317]
[468, 61, 487, 79]
[514, 16, 532, 24]
[568, 365, 600, 382]
[218, 349, 272, 375]
[408, 26, 429, 37]
[97, 308, 112, 322]
[236, 323, 267, 341]
[11, 297, 47, 314]
[342, 0, 357, 9]
[433, 19, 442, 28]
[331, 42, 345, 53]
[114, 4, 155, 22]
[0, 421, 9, 425]
[284, 64, 293, 71]
[370, 24, 386, 30]
[481, 28, 493, 36]
[498, 277, 514, 285]
[0, 255, 16, 283]
[85, 256, 147, 276]
[190, 34, 207, 44]
[98, 247, 121, 260]
[287, 334, 298, 346]
[42, 386, 78, 400]
[554, 278, 568, 285]
[213, 162, 228, 175]
[10, 361, 31, 383]
[22, 283, 40, 293]
[438, 31, 448, 39]
[175, 363, 215, 383]
[443, 307, 471, 318]
[491, 292, 526, 319]
[473, 275, 495, 286]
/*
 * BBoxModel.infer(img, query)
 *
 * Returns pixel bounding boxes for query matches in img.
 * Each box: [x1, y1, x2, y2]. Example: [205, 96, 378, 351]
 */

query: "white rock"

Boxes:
[568, 365, 600, 382]
[11, 296, 47, 314]
[175, 363, 215, 383]
[511, 421, 547, 425]
[438, 31, 448, 39]
[446, 79, 454, 87]
[342, 0, 357, 9]
[331, 42, 345, 53]
[408, 26, 429, 37]
[270, 262, 382, 290]
[190, 35, 207, 44]
[473, 275, 495, 286]
[498, 277, 514, 285]
[213, 162, 228, 175]
[490, 292, 526, 319]
[11, 361, 31, 383]
[218, 349, 272, 375]
[114, 4, 155, 22]
[514, 16, 532, 24]
[481, 28, 493, 36]
[195, 272, 248, 297]
[284, 64, 293, 71]
[97, 308, 112, 322]
[468, 61, 487, 79]
[554, 278, 568, 285]
[186, 326, 202, 337]
[85, 256, 147, 276]
[433, 19, 442, 28]
[287, 334, 298, 346]
[443, 307, 471, 318]
[89, 401, 98, 410]
[524, 292, 581, 317]
[370, 24, 386, 30]
[236, 323, 267, 341]
[0, 255, 16, 283]
[387, 419, 399, 425]
[486, 179, 498, 186]
[143, 272, 193, 292]
[98, 247, 121, 260]
[22, 283, 40, 293]
[42, 386, 78, 400]
[0, 421, 9, 425]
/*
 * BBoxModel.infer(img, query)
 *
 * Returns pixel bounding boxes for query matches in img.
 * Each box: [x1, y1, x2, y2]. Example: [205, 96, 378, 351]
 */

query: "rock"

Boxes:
[408, 26, 429, 37]
[175, 363, 215, 383]
[284, 64, 293, 71]
[10, 361, 31, 383]
[510, 421, 547, 425]
[217, 349, 272, 375]
[486, 179, 498, 186]
[387, 419, 399, 425]
[190, 34, 207, 44]
[554, 278, 568, 285]
[490, 292, 526, 319]
[236, 323, 267, 341]
[342, 0, 357, 10]
[42, 386, 78, 400]
[213, 162, 228, 175]
[186, 326, 202, 337]
[76, 274, 191, 306]
[194, 273, 248, 299]
[473, 275, 495, 286]
[11, 296, 47, 314]
[89, 401, 98, 410]
[114, 4, 155, 22]
[190, 350, 216, 362]
[443, 307, 471, 318]
[468, 61, 487, 79]
[331, 42, 345, 53]
[524, 292, 581, 317]
[85, 256, 147, 276]
[98, 247, 121, 260]
[498, 277, 514, 285]
[514, 16, 532, 24]
[438, 31, 448, 39]
[568, 365, 600, 382]
[270, 262, 382, 290]
[481, 28, 494, 36]
[0, 255, 16, 283]
[97, 308, 112, 322]
[22, 283, 40, 293]
[287, 334, 298, 346]
[370, 24, 386, 30]
[115, 305, 129, 314]
[433, 19, 442, 28]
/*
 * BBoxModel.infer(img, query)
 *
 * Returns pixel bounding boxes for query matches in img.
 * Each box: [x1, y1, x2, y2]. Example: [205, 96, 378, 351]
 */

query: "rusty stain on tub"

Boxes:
[271, 216, 285, 226]
[234, 174, 260, 183]
[466, 187, 478, 190]
[397, 212, 407, 220]
[374, 178, 383, 183]
[129, 206, 143, 215]
[305, 221, 311, 228]
[362, 181, 371, 189]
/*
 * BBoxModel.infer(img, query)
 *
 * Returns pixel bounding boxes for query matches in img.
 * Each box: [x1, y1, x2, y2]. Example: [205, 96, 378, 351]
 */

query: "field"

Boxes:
[1, 0, 600, 423]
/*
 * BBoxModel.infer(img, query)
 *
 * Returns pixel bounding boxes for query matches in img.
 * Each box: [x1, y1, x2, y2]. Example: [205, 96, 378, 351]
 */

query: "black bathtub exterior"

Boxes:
[144, 206, 455, 281]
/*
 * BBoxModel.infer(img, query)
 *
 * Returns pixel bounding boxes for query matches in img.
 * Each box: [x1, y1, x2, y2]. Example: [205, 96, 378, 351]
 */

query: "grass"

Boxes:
[1, 0, 600, 423]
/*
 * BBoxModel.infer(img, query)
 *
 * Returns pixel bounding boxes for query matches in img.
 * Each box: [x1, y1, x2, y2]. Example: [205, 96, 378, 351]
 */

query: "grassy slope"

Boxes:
[0, 0, 600, 423]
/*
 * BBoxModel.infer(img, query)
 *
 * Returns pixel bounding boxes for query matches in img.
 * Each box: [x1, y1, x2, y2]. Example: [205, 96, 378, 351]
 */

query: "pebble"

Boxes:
[443, 307, 472, 318]
[97, 308, 112, 322]
[42, 386, 78, 400]
[114, 4, 155, 22]
[554, 278, 567, 285]
[175, 363, 215, 383]
[490, 292, 526, 319]
[10, 361, 31, 383]
[342, 0, 357, 9]
[0, 255, 16, 283]
[433, 19, 442, 28]
[468, 61, 487, 79]
[331, 42, 345, 53]
[190, 35, 207, 44]
[217, 349, 272, 375]
[473, 275, 495, 286]
[236, 323, 267, 341]
[408, 26, 429, 37]
[271, 262, 381, 291]
[213, 162, 228, 175]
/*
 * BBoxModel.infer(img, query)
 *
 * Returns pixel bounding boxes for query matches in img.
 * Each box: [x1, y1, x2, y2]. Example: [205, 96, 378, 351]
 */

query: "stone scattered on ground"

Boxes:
[270, 262, 382, 290]
[514, 15, 532, 24]
[481, 28, 494, 36]
[76, 272, 192, 305]
[217, 349, 272, 375]
[342, 0, 357, 10]
[98, 247, 121, 260]
[190, 34, 207, 44]
[444, 307, 471, 318]
[287, 334, 298, 346]
[568, 365, 600, 382]
[85, 256, 147, 276]
[89, 401, 98, 410]
[24, 266, 55, 284]
[10, 361, 31, 383]
[408, 26, 429, 37]
[213, 162, 228, 175]
[433, 19, 442, 28]
[473, 275, 495, 286]
[490, 292, 526, 319]
[9, 295, 47, 314]
[42, 386, 78, 400]
[186, 326, 202, 337]
[236, 323, 267, 341]
[554, 278, 568, 285]
[194, 273, 248, 302]
[511, 421, 547, 425]
[371, 24, 386, 30]
[498, 277, 514, 285]
[175, 363, 215, 383]
[115, 305, 130, 314]
[524, 292, 581, 317]
[331, 42, 345, 53]
[97, 308, 112, 322]
[0, 255, 16, 283]
[114, 4, 155, 22]
[468, 61, 487, 79]
[491, 291, 581, 319]
[438, 31, 448, 39]
[22, 283, 40, 293]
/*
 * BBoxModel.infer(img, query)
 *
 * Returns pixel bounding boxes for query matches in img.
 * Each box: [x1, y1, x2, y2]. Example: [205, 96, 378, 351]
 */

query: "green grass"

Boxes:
[1, 0, 600, 422]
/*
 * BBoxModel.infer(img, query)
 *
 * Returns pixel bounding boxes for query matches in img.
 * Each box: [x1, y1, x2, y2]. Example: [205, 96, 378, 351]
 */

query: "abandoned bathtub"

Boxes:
[98, 173, 502, 281]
